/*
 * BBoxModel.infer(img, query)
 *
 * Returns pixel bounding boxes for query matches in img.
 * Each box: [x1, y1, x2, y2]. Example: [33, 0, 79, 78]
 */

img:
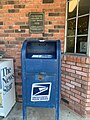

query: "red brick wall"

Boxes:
[0, 0, 66, 101]
[61, 55, 90, 117]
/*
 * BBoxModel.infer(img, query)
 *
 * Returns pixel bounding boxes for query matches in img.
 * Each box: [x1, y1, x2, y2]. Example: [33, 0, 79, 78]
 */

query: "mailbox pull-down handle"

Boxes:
[38, 72, 46, 80]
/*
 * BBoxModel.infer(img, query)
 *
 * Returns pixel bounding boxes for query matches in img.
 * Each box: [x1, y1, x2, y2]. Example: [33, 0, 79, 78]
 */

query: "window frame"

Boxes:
[64, 0, 90, 56]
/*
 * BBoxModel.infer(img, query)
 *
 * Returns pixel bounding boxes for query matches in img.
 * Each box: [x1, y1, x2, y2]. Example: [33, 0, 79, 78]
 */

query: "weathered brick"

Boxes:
[42, 33, 53, 37]
[66, 82, 75, 88]
[75, 94, 86, 101]
[0, 5, 3, 9]
[71, 73, 82, 79]
[62, 63, 70, 68]
[0, 21, 3, 25]
[81, 93, 87, 98]
[61, 74, 66, 78]
[88, 77, 90, 81]
[65, 93, 70, 97]
[4, 30, 14, 33]
[82, 67, 89, 72]
[66, 68, 75, 73]
[54, 25, 65, 28]
[49, 12, 60, 16]
[43, 0, 54, 3]
[0, 41, 5, 44]
[61, 81, 65, 85]
[76, 70, 87, 77]
[66, 61, 75, 65]
[87, 90, 90, 94]
[62, 78, 71, 83]
[76, 63, 88, 68]
[87, 95, 90, 99]
[86, 58, 90, 64]
[61, 87, 65, 92]
[20, 26, 29, 29]
[15, 22, 26, 25]
[81, 101, 86, 106]
[61, 91, 66, 96]
[14, 5, 25, 8]
[48, 29, 59, 33]
[0, 34, 9, 37]
[8, 1, 15, 4]
[82, 85, 87, 90]
[86, 103, 90, 107]
[61, 66, 66, 70]
[73, 57, 77, 62]
[71, 65, 82, 71]
[76, 57, 81, 63]
[85, 107, 90, 111]
[76, 86, 87, 94]
[70, 95, 80, 103]
[76, 79, 88, 85]
[61, 84, 70, 90]
[81, 57, 86, 63]
[15, 29, 25, 33]
[71, 81, 81, 87]
[45, 21, 52, 25]
[66, 75, 75, 81]
[82, 76, 88, 81]
[66, 90, 74, 96]
[71, 89, 80, 95]
[8, 9, 19, 13]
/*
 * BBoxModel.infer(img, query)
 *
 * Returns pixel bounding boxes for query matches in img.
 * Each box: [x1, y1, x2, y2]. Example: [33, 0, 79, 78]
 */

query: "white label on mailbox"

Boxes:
[31, 82, 52, 101]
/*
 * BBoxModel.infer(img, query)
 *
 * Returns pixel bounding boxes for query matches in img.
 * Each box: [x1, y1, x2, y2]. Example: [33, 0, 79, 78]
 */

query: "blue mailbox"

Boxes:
[21, 40, 61, 120]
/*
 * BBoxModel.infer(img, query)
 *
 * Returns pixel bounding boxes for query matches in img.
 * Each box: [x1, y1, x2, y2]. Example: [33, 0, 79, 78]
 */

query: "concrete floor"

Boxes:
[0, 102, 90, 120]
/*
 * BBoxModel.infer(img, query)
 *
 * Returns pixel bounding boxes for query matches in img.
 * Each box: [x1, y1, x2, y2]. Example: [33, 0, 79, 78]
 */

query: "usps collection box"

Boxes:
[0, 59, 16, 117]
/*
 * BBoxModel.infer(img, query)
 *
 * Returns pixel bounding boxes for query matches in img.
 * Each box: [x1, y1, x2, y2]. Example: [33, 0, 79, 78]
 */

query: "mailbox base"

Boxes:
[22, 104, 60, 120]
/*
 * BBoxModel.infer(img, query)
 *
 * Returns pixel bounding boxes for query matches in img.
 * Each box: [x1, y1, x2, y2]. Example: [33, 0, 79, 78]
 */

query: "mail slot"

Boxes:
[21, 40, 61, 120]
[26, 41, 56, 59]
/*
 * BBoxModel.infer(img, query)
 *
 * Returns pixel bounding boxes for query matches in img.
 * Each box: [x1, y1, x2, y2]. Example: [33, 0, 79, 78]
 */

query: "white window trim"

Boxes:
[64, 0, 68, 53]
[87, 11, 90, 56]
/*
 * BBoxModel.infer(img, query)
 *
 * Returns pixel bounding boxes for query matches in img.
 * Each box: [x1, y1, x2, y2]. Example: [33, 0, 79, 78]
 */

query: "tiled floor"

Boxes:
[0, 102, 90, 120]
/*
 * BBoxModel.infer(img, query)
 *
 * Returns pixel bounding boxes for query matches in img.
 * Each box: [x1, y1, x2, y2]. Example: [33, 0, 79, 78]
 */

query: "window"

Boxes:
[65, 0, 90, 55]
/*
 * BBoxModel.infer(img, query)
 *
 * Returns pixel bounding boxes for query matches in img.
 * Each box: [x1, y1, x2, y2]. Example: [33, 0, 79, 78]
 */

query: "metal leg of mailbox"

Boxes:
[56, 104, 60, 120]
[23, 105, 27, 120]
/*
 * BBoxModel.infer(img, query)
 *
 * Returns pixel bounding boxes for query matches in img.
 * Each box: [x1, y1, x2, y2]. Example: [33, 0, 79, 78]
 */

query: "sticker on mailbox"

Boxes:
[31, 82, 52, 101]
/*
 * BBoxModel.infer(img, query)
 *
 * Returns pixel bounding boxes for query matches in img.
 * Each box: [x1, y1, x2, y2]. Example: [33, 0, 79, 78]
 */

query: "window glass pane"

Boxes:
[77, 16, 89, 35]
[76, 36, 87, 54]
[66, 37, 75, 53]
[79, 0, 90, 16]
[67, 0, 77, 18]
[67, 19, 76, 36]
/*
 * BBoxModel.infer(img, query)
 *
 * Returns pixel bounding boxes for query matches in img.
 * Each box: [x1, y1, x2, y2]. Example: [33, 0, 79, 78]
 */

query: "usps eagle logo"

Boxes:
[31, 82, 52, 101]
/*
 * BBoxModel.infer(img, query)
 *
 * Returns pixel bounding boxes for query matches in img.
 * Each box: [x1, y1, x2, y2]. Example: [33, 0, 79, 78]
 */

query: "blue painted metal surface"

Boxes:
[21, 40, 61, 120]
